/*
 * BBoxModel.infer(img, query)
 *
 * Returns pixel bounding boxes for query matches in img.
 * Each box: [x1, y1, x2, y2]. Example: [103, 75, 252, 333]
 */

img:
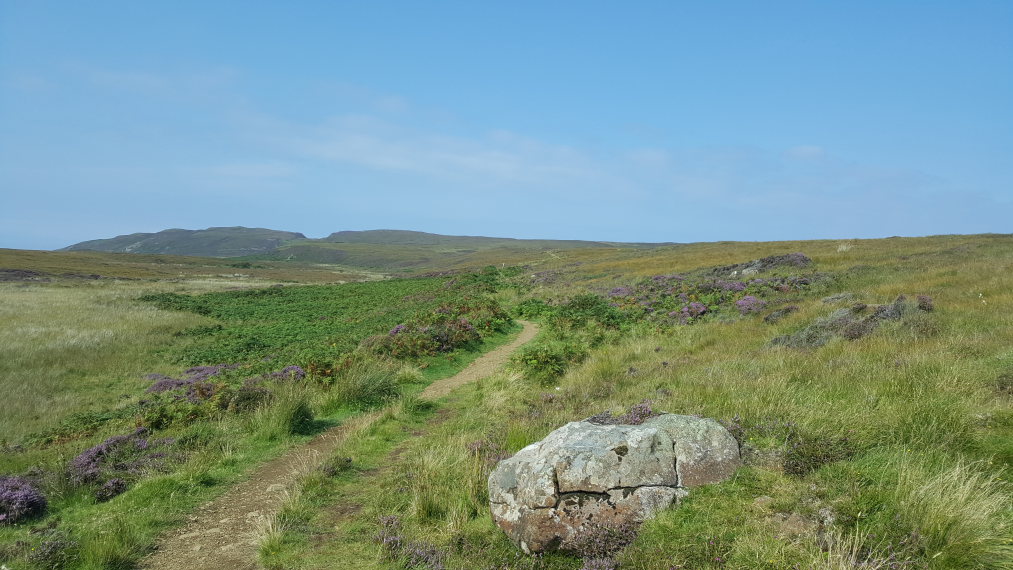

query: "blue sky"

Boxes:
[1, 1, 1011, 249]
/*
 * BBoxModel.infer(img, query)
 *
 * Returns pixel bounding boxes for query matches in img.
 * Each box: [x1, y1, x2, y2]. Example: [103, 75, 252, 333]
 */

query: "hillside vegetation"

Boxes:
[60, 227, 670, 272]
[1, 233, 1011, 569]
[63, 227, 306, 257]
[258, 234, 1013, 570]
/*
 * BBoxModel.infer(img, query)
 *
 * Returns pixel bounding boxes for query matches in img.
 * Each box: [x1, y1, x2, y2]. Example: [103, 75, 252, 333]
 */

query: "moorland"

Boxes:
[1, 231, 1011, 569]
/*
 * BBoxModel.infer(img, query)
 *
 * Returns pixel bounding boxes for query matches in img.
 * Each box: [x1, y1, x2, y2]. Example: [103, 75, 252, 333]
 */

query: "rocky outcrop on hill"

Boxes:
[707, 252, 813, 278]
[488, 413, 740, 554]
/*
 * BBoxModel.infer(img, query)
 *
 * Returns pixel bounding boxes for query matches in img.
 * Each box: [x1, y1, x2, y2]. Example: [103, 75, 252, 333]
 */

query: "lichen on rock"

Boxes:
[488, 413, 741, 554]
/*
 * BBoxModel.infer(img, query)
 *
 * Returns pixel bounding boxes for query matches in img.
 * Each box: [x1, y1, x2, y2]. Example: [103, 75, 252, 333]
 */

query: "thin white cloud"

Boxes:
[266, 114, 606, 189]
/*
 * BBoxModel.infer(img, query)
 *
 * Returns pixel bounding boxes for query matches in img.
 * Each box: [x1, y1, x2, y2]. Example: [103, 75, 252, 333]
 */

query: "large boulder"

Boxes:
[488, 413, 740, 554]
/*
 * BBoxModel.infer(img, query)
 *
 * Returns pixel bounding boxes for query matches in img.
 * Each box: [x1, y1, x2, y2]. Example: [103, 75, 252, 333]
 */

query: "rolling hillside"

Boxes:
[62, 227, 676, 272]
[62, 227, 307, 257]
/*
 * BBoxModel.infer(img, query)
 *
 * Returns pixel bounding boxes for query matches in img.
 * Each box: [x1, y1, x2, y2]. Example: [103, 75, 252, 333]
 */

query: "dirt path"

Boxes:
[140, 320, 537, 570]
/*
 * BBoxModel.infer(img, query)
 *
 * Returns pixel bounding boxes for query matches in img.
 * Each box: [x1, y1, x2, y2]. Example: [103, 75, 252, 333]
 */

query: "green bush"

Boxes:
[513, 298, 551, 318]
[511, 340, 588, 384]
[551, 294, 626, 330]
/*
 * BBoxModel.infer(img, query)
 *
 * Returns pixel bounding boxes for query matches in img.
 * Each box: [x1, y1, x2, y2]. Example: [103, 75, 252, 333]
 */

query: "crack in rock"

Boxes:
[489, 413, 740, 554]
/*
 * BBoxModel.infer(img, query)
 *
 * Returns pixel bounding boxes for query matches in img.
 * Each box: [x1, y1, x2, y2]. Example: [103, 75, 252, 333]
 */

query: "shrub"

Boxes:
[569, 520, 639, 565]
[552, 294, 626, 330]
[374, 302, 496, 358]
[95, 477, 128, 502]
[0, 475, 47, 524]
[772, 295, 924, 348]
[376, 515, 447, 570]
[27, 529, 78, 568]
[588, 400, 659, 426]
[227, 380, 273, 412]
[735, 295, 767, 315]
[68, 428, 174, 486]
[511, 340, 588, 383]
[514, 298, 551, 318]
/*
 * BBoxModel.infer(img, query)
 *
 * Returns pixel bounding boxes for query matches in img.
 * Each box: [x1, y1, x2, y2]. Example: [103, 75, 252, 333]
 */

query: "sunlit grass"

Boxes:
[260, 234, 1013, 569]
[0, 282, 212, 441]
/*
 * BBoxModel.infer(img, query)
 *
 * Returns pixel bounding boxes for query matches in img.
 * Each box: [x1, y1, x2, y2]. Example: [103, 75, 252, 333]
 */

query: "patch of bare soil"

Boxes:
[139, 321, 537, 570]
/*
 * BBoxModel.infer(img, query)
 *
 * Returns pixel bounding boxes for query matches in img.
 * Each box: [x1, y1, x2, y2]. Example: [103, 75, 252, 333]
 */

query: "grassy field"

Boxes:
[0, 247, 382, 282]
[0, 256, 518, 569]
[2, 234, 1012, 569]
[255, 234, 1013, 569]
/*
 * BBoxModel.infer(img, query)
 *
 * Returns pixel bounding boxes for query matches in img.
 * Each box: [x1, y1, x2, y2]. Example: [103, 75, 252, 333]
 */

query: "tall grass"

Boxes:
[253, 235, 1013, 569]
[0, 282, 210, 441]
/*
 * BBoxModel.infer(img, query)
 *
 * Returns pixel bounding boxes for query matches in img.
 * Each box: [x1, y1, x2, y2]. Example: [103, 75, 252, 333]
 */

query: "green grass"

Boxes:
[3, 233, 1013, 569]
[0, 282, 211, 442]
[139, 277, 458, 365]
[256, 234, 1013, 569]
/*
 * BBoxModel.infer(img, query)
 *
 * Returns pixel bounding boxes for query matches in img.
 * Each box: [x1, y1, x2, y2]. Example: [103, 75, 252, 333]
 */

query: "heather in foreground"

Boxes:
[259, 236, 1013, 570]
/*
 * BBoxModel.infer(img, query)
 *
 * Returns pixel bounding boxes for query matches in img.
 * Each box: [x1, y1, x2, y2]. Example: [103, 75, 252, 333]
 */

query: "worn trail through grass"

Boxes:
[139, 321, 538, 570]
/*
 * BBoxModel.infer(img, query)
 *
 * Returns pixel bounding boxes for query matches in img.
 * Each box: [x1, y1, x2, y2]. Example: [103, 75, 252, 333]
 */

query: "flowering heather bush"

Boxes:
[26, 529, 78, 568]
[569, 520, 640, 565]
[716, 280, 747, 292]
[608, 286, 634, 298]
[681, 302, 709, 321]
[466, 439, 511, 466]
[376, 515, 447, 570]
[68, 427, 173, 486]
[265, 365, 306, 381]
[373, 299, 509, 359]
[95, 477, 128, 502]
[227, 380, 273, 412]
[0, 475, 47, 524]
[735, 295, 766, 315]
[588, 400, 659, 426]
[146, 363, 238, 402]
[772, 295, 924, 348]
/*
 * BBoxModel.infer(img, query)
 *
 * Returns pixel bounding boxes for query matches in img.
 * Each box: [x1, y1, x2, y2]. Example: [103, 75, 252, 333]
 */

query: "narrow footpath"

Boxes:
[140, 320, 538, 570]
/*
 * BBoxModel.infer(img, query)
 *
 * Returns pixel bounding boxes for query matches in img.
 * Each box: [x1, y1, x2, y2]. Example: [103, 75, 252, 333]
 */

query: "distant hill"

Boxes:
[323, 229, 618, 249]
[62, 227, 307, 257]
[62, 226, 675, 271]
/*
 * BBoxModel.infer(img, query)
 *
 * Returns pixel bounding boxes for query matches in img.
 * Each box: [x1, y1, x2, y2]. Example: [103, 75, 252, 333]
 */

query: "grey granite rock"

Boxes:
[488, 413, 740, 554]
